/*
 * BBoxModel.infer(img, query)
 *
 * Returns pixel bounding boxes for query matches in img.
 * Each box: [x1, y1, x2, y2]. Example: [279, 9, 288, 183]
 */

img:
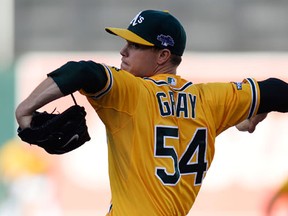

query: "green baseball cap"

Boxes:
[105, 10, 186, 56]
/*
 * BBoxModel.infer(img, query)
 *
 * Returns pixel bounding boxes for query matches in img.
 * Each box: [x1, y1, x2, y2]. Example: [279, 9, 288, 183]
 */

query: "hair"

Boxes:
[170, 54, 182, 66]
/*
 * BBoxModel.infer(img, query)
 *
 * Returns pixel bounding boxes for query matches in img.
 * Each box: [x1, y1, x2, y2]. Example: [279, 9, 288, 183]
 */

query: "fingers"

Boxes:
[236, 113, 268, 133]
[235, 119, 251, 131]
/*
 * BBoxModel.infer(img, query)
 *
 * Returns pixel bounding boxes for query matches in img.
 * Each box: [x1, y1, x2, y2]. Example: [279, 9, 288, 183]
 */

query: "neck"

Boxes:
[153, 64, 177, 76]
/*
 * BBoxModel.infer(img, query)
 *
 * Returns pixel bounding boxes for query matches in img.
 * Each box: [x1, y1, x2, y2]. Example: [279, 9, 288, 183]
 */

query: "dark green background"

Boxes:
[0, 66, 15, 146]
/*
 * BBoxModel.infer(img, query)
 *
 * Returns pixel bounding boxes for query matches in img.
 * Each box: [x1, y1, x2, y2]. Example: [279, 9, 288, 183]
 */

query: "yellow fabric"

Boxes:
[105, 27, 154, 46]
[82, 65, 260, 216]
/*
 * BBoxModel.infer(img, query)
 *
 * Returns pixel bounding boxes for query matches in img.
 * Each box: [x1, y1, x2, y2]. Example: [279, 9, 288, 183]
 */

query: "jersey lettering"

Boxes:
[156, 91, 196, 119]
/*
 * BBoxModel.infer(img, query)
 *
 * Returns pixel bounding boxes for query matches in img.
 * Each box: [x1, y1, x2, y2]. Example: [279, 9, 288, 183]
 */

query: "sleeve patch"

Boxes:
[233, 82, 243, 90]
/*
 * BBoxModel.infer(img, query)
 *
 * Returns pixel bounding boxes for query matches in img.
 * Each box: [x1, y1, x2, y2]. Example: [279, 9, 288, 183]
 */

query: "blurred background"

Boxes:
[0, 0, 288, 215]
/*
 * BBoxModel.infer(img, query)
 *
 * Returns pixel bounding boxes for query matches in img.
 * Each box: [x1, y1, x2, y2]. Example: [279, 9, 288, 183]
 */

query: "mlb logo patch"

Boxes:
[168, 77, 176, 86]
[234, 82, 243, 90]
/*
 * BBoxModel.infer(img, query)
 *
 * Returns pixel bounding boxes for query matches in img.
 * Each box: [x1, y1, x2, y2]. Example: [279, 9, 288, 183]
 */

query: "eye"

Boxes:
[129, 42, 141, 49]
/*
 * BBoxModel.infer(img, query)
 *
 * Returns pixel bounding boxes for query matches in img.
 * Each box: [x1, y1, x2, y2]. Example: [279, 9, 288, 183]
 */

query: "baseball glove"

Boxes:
[17, 104, 91, 154]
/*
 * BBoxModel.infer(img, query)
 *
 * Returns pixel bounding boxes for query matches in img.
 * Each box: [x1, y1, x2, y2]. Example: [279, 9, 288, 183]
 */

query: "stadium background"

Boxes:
[0, 0, 287, 215]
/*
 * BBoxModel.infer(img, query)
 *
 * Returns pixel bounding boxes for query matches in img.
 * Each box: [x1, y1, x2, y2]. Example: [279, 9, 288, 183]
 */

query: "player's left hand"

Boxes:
[236, 113, 268, 133]
[17, 105, 91, 154]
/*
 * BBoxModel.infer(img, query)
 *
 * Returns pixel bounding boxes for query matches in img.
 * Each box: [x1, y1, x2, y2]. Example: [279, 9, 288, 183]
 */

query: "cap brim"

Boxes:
[105, 27, 154, 46]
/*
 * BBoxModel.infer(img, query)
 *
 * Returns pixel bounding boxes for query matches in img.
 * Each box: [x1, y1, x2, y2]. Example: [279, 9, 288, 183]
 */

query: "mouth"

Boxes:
[121, 59, 128, 69]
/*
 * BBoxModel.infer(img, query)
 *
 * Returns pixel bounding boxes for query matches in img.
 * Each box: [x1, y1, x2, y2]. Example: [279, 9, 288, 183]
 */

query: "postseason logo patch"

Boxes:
[157, 34, 175, 47]
[233, 82, 243, 90]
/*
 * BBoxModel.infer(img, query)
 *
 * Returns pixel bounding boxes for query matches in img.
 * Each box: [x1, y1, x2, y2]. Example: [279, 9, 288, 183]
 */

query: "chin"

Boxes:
[121, 64, 128, 71]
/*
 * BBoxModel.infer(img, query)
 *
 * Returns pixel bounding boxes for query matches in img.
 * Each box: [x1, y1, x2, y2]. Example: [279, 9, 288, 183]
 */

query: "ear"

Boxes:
[157, 49, 171, 65]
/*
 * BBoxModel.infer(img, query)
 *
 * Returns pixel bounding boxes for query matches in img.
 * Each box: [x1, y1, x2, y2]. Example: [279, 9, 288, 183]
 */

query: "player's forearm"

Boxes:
[15, 77, 64, 129]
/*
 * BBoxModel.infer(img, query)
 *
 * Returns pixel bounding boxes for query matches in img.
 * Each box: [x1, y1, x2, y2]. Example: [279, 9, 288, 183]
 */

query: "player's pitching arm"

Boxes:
[236, 77, 288, 133]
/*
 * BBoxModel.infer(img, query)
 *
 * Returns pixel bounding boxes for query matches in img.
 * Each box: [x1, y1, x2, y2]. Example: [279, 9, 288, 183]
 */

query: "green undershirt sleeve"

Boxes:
[258, 78, 288, 114]
[47, 60, 108, 95]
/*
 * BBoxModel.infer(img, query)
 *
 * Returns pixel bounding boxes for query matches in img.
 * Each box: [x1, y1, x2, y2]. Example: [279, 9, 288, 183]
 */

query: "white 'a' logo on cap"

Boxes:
[130, 11, 144, 26]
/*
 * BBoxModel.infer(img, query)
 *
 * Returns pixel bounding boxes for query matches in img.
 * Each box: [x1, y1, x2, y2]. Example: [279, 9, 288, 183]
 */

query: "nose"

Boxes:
[120, 43, 128, 57]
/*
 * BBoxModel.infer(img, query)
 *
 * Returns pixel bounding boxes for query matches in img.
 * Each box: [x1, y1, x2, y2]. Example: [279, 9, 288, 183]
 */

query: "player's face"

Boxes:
[120, 41, 160, 77]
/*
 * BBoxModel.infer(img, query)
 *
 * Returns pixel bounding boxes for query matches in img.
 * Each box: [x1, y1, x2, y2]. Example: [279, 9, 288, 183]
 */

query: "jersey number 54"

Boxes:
[154, 126, 208, 186]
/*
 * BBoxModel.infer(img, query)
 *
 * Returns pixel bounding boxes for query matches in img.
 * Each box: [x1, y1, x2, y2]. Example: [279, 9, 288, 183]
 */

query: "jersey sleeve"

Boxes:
[198, 78, 260, 135]
[80, 65, 144, 131]
[80, 64, 142, 106]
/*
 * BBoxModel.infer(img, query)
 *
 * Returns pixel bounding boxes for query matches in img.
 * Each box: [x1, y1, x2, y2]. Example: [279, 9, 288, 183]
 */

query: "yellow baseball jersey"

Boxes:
[81, 65, 260, 216]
